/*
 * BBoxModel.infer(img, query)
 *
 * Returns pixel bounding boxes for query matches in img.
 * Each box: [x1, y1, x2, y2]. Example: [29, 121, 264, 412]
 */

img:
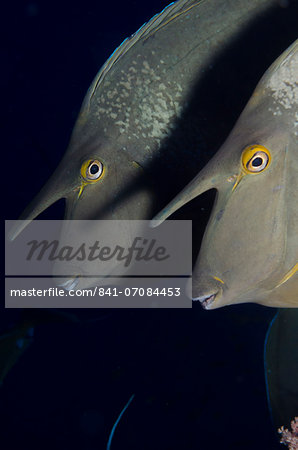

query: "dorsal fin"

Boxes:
[85, 0, 201, 108]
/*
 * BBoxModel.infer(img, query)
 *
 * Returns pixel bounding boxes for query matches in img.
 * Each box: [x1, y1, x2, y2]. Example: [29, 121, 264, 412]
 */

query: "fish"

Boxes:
[9, 0, 281, 241]
[6, 0, 297, 433]
[153, 39, 298, 429]
[152, 39, 298, 309]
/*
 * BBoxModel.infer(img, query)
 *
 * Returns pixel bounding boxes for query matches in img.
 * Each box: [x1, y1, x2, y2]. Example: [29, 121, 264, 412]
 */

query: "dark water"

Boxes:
[2, 0, 297, 448]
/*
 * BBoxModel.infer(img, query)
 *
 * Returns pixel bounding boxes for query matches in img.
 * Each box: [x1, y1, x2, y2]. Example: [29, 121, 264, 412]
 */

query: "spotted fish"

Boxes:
[9, 0, 278, 240]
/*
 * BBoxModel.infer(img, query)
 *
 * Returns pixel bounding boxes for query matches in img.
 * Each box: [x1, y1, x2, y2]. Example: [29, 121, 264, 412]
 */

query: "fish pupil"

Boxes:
[90, 164, 99, 174]
[252, 157, 263, 167]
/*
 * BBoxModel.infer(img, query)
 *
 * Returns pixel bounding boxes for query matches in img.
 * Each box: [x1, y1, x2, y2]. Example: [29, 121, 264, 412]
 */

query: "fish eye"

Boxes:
[246, 152, 269, 172]
[241, 145, 271, 174]
[81, 159, 104, 182]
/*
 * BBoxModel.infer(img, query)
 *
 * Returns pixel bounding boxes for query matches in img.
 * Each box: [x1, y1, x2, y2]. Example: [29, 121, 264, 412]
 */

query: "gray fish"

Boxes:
[7, 0, 297, 432]
[153, 40, 298, 428]
[153, 39, 298, 309]
[9, 0, 278, 240]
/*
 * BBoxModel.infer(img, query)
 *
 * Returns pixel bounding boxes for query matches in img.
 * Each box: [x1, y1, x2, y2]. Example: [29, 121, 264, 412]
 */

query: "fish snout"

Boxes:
[55, 275, 101, 292]
[57, 277, 80, 291]
[52, 262, 82, 291]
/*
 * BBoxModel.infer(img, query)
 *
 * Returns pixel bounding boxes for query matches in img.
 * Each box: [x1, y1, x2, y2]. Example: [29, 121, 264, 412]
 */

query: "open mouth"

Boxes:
[192, 293, 217, 309]
[58, 277, 79, 291]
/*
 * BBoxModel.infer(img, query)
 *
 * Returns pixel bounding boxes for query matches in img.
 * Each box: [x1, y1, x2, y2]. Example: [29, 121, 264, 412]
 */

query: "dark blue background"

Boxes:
[2, 1, 297, 449]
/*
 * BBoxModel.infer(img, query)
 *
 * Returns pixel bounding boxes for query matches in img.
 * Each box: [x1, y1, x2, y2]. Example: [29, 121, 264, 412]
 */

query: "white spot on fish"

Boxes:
[157, 97, 168, 109]
[227, 175, 237, 183]
[93, 58, 185, 151]
[119, 81, 131, 90]
[295, 112, 298, 136]
[268, 49, 298, 109]
[107, 89, 117, 99]
[115, 120, 126, 127]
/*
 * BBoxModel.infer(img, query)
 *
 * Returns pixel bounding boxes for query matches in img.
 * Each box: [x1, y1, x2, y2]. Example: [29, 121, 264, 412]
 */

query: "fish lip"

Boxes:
[192, 292, 218, 310]
[58, 277, 79, 291]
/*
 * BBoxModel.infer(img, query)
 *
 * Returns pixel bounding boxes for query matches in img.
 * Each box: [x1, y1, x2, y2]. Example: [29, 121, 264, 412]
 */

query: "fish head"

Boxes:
[153, 40, 298, 309]
[8, 117, 153, 289]
[9, 119, 152, 240]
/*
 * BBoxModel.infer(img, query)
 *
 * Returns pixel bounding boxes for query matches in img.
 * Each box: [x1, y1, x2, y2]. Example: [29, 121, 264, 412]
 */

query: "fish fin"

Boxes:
[106, 394, 135, 450]
[86, 1, 200, 106]
[264, 309, 298, 429]
[142, 0, 201, 39]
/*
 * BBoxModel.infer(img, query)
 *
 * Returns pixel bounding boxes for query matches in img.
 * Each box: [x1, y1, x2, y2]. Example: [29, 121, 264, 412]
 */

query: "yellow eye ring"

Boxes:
[80, 159, 104, 182]
[241, 145, 271, 174]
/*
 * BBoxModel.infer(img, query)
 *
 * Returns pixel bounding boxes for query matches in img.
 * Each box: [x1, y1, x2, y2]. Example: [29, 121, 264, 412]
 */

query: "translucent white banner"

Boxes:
[5, 277, 191, 308]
